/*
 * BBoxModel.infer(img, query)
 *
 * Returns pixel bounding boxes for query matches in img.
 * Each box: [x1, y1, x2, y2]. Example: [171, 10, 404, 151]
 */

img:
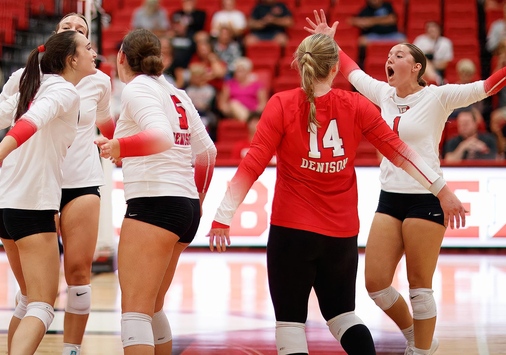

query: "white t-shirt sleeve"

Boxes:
[348, 70, 391, 106]
[0, 93, 18, 129]
[436, 82, 488, 113]
[24, 84, 79, 129]
[0, 68, 23, 103]
[122, 82, 174, 138]
[89, 71, 113, 125]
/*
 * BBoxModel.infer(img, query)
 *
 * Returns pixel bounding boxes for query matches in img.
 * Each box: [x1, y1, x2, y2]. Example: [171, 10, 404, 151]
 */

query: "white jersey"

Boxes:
[115, 75, 214, 201]
[0, 75, 79, 210]
[63, 70, 112, 188]
[349, 70, 487, 194]
[0, 68, 113, 188]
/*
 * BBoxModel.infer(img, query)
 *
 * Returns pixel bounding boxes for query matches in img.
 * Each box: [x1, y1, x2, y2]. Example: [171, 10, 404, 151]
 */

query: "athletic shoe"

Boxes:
[404, 338, 439, 355]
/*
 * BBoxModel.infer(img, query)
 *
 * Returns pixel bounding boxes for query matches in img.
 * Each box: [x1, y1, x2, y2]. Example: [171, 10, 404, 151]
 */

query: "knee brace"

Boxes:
[121, 312, 153, 348]
[327, 311, 365, 342]
[152, 309, 172, 345]
[13, 292, 28, 319]
[409, 288, 437, 320]
[368, 286, 400, 311]
[275, 321, 308, 355]
[66, 285, 91, 315]
[25, 302, 55, 332]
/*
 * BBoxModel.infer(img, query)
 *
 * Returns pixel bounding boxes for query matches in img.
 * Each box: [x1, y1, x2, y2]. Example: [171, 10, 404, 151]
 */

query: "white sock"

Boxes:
[62, 343, 81, 355]
[412, 347, 430, 355]
[402, 324, 415, 344]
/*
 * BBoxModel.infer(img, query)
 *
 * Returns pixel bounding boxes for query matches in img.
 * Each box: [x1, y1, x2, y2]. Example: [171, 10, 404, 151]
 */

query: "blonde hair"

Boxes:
[296, 34, 338, 131]
[456, 58, 476, 75]
[233, 57, 253, 72]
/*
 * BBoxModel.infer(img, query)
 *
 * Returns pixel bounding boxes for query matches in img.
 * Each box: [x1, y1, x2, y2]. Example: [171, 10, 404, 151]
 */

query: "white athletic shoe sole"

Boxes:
[404, 338, 439, 355]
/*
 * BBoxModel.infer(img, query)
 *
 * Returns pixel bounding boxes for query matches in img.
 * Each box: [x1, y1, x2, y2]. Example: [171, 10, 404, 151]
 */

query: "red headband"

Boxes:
[38, 45, 45, 53]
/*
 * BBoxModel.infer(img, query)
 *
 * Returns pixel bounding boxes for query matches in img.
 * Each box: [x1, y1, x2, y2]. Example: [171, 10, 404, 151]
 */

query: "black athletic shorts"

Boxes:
[124, 196, 200, 243]
[60, 186, 101, 212]
[0, 208, 57, 241]
[267, 225, 359, 323]
[376, 190, 445, 227]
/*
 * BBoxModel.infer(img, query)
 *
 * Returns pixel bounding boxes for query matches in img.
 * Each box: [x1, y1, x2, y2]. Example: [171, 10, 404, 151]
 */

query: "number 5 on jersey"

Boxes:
[171, 95, 188, 130]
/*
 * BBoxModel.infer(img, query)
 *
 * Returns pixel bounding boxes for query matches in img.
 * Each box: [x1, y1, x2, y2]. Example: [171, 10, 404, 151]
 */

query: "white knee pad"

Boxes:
[13, 292, 28, 319]
[66, 285, 91, 315]
[368, 286, 400, 311]
[121, 312, 154, 348]
[275, 321, 308, 355]
[25, 302, 55, 332]
[152, 309, 172, 345]
[326, 311, 365, 342]
[409, 288, 437, 320]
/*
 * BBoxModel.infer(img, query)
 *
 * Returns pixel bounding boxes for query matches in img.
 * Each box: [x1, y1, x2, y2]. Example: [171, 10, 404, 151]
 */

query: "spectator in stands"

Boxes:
[169, 13, 196, 88]
[348, 0, 405, 67]
[486, 2, 506, 55]
[131, 0, 170, 36]
[210, 0, 247, 38]
[159, 35, 177, 85]
[443, 109, 498, 162]
[172, 0, 207, 38]
[243, 0, 294, 47]
[213, 25, 243, 78]
[447, 60, 484, 123]
[217, 57, 267, 122]
[230, 111, 277, 164]
[455, 58, 478, 84]
[186, 36, 227, 92]
[413, 21, 453, 85]
[185, 63, 218, 140]
[488, 39, 506, 156]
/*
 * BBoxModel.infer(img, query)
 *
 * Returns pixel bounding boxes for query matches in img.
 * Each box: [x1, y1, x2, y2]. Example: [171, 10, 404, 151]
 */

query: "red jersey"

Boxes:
[214, 88, 444, 237]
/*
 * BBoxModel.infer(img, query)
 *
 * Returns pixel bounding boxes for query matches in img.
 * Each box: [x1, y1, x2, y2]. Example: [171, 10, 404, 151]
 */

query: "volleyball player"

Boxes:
[95, 29, 216, 355]
[207, 31, 465, 355]
[0, 30, 97, 354]
[0, 13, 116, 355]
[305, 10, 506, 355]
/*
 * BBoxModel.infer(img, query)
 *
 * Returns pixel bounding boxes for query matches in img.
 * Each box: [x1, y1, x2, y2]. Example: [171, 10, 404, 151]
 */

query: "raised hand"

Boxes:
[304, 9, 338, 38]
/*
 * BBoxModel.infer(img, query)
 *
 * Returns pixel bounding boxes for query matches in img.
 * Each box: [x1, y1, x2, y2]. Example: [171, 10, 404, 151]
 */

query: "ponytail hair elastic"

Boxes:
[38, 45, 45, 53]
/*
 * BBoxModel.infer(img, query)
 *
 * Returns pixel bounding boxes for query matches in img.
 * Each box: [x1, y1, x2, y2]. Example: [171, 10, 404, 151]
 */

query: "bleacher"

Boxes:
[0, 0, 500, 166]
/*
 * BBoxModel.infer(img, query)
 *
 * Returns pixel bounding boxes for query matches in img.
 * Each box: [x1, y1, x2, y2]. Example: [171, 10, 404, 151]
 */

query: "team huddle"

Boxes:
[0, 7, 505, 355]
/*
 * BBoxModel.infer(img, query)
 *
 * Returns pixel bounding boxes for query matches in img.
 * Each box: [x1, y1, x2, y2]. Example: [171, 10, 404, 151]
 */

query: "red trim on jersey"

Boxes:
[194, 152, 215, 193]
[484, 66, 506, 96]
[338, 49, 360, 79]
[118, 129, 172, 157]
[96, 118, 116, 139]
[211, 221, 229, 229]
[6, 119, 37, 146]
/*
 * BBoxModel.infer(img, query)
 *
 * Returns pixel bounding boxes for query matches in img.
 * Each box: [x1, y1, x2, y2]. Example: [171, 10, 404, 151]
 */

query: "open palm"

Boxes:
[304, 9, 338, 38]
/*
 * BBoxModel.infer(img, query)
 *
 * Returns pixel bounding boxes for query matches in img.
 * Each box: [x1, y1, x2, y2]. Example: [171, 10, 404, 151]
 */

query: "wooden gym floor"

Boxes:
[0, 248, 505, 354]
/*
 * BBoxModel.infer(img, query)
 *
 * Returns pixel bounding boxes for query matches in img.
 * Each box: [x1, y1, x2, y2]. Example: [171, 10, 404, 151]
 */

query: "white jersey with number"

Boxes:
[0, 75, 79, 210]
[115, 74, 214, 200]
[349, 70, 488, 193]
[0, 68, 113, 188]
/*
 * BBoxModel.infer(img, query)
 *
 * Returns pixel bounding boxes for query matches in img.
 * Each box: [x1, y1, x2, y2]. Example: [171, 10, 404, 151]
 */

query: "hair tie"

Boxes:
[38, 45, 45, 53]
[305, 51, 312, 56]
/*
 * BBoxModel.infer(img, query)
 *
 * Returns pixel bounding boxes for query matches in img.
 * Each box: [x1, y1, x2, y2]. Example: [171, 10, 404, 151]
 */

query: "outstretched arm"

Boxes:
[305, 10, 361, 78]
